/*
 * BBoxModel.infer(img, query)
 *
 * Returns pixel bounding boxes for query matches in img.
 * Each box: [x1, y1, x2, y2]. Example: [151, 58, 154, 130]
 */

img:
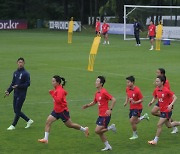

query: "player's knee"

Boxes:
[95, 129, 100, 134]
[157, 123, 162, 128]
[151, 109, 156, 115]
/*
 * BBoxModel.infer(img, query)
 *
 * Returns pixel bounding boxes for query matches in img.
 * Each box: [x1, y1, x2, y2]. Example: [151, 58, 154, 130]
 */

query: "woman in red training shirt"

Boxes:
[148, 76, 180, 145]
[147, 20, 156, 50]
[38, 75, 89, 144]
[102, 19, 110, 44]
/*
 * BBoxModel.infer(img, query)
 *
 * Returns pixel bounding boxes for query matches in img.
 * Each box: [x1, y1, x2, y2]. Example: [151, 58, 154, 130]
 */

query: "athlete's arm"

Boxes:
[124, 95, 128, 107]
[148, 97, 157, 107]
[106, 97, 116, 116]
[168, 94, 177, 110]
[82, 101, 96, 109]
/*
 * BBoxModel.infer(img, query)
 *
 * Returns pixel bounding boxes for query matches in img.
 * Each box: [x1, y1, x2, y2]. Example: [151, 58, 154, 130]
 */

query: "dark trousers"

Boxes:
[12, 96, 29, 126]
[134, 33, 141, 44]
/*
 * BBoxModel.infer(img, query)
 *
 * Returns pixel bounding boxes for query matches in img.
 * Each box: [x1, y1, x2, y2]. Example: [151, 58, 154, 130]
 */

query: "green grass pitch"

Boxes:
[0, 29, 180, 154]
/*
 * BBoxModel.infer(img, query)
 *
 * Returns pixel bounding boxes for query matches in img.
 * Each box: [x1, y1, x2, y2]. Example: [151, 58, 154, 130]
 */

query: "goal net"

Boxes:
[124, 5, 180, 40]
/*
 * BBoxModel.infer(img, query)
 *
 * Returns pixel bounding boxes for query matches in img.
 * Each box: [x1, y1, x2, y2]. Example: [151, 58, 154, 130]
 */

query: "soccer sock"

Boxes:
[104, 141, 110, 147]
[80, 126, 86, 132]
[154, 136, 159, 142]
[133, 131, 137, 136]
[44, 132, 49, 140]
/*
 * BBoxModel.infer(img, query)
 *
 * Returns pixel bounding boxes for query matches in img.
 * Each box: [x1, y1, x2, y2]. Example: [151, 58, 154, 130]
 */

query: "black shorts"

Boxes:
[96, 116, 111, 128]
[149, 36, 155, 40]
[160, 111, 172, 120]
[129, 109, 142, 119]
[51, 110, 70, 123]
[102, 32, 107, 35]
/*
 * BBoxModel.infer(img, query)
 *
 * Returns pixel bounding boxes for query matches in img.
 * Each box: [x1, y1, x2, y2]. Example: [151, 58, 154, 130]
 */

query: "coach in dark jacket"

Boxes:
[133, 18, 142, 46]
[5, 57, 34, 130]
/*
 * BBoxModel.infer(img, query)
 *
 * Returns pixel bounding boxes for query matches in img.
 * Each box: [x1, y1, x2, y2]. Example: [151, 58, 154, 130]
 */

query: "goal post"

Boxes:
[124, 5, 180, 40]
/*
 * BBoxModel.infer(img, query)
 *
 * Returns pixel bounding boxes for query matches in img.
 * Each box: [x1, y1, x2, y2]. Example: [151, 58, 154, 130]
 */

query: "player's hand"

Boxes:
[82, 104, 89, 109]
[4, 91, 9, 97]
[124, 102, 127, 107]
[106, 110, 112, 116]
[49, 90, 54, 95]
[148, 102, 153, 107]
[12, 85, 18, 89]
[168, 104, 172, 111]
[129, 98, 135, 104]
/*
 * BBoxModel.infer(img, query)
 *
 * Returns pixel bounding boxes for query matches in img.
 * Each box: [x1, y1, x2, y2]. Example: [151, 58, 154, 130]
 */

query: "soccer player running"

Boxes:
[5, 57, 33, 130]
[83, 76, 116, 151]
[147, 21, 156, 50]
[148, 76, 180, 145]
[38, 75, 89, 144]
[151, 68, 178, 134]
[124, 76, 149, 140]
[133, 18, 142, 46]
[95, 17, 101, 35]
[102, 19, 110, 44]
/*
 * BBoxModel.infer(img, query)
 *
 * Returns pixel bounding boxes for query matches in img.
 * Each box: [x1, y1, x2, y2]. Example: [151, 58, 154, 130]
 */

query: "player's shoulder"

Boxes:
[134, 86, 141, 91]
[101, 88, 107, 93]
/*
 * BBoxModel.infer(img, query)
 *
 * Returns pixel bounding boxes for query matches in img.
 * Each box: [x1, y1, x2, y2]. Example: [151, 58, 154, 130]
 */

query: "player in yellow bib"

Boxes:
[155, 21, 163, 51]
[68, 17, 74, 44]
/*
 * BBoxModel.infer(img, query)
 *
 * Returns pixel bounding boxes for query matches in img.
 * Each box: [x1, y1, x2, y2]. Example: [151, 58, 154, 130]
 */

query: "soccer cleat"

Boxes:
[129, 134, 138, 140]
[103, 42, 106, 45]
[84, 127, 89, 137]
[138, 44, 141, 46]
[107, 41, 110, 45]
[143, 113, 150, 120]
[110, 124, 116, 133]
[38, 138, 48, 144]
[25, 119, 34, 128]
[101, 145, 112, 151]
[7, 125, 15, 130]
[148, 140, 157, 145]
[171, 127, 178, 134]
[149, 47, 153, 50]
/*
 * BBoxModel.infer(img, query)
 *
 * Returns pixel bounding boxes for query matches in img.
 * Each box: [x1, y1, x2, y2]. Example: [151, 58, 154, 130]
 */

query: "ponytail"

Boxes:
[53, 75, 66, 87]
[61, 77, 66, 87]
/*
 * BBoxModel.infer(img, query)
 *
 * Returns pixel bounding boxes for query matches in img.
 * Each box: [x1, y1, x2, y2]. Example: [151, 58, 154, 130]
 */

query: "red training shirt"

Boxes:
[94, 88, 112, 117]
[96, 21, 101, 32]
[153, 86, 174, 112]
[102, 23, 110, 33]
[164, 79, 170, 90]
[148, 24, 156, 36]
[126, 86, 143, 110]
[49, 85, 69, 113]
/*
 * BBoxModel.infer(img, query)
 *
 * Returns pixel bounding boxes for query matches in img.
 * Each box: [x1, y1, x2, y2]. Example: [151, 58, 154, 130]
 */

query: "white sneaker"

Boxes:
[103, 41, 106, 45]
[129, 134, 138, 140]
[25, 119, 34, 128]
[101, 145, 112, 151]
[171, 127, 178, 134]
[143, 113, 150, 120]
[149, 47, 153, 50]
[109, 124, 116, 133]
[7, 125, 15, 130]
[138, 44, 141, 46]
[107, 41, 110, 45]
